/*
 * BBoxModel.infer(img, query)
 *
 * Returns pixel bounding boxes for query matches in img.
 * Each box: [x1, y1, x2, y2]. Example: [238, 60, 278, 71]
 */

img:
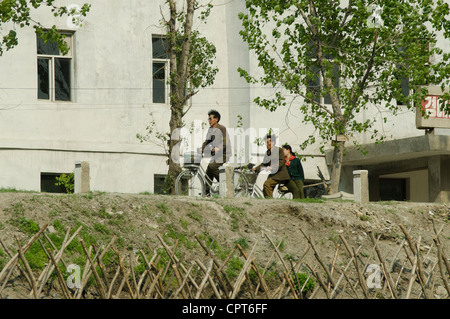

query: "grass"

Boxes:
[360, 214, 370, 221]
[291, 272, 316, 294]
[292, 197, 326, 203]
[222, 205, 246, 231]
[0, 188, 36, 193]
[156, 203, 173, 216]
[187, 210, 202, 223]
[233, 237, 249, 250]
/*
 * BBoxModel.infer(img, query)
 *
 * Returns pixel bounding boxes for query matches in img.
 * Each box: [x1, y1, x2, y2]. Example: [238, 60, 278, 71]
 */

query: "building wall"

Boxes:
[0, 0, 449, 194]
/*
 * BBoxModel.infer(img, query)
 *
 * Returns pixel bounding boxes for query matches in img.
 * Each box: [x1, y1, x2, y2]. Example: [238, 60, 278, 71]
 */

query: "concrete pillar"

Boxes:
[428, 156, 450, 203]
[219, 165, 235, 198]
[74, 161, 90, 194]
[353, 170, 369, 204]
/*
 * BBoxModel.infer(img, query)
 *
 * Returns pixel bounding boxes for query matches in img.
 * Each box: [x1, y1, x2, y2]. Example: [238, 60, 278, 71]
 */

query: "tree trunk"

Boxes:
[166, 107, 183, 194]
[317, 42, 345, 195]
[328, 140, 345, 194]
[164, 0, 195, 194]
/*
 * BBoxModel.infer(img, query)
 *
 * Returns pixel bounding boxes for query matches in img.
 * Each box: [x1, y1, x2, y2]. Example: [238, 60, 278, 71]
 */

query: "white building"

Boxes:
[0, 0, 449, 202]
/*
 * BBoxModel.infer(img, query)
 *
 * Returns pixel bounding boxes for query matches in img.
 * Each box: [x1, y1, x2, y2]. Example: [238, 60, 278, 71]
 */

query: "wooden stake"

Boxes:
[300, 228, 336, 289]
[230, 243, 257, 299]
[330, 245, 362, 298]
[80, 240, 107, 299]
[158, 235, 200, 291]
[0, 238, 31, 287]
[328, 244, 341, 291]
[352, 247, 370, 298]
[173, 262, 195, 299]
[146, 268, 163, 299]
[405, 243, 419, 299]
[433, 237, 450, 296]
[15, 236, 39, 299]
[305, 263, 330, 299]
[369, 232, 397, 299]
[284, 271, 299, 299]
[399, 224, 427, 285]
[0, 223, 48, 285]
[341, 267, 361, 299]
[36, 225, 82, 296]
[236, 243, 272, 299]
[47, 248, 72, 299]
[194, 235, 233, 294]
[112, 247, 135, 299]
[107, 264, 121, 299]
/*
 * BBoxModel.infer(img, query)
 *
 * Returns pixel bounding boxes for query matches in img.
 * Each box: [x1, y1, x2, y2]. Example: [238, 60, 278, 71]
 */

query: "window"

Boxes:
[379, 178, 408, 201]
[41, 173, 71, 193]
[152, 36, 169, 104]
[37, 33, 73, 101]
[396, 40, 429, 106]
[396, 47, 410, 106]
[154, 174, 168, 194]
[306, 41, 340, 105]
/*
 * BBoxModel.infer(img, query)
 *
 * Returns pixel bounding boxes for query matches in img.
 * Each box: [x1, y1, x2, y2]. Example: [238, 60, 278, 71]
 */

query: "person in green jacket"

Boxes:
[282, 145, 305, 199]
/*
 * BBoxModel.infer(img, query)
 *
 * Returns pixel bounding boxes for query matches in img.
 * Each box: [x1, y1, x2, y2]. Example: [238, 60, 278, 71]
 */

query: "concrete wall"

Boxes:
[379, 170, 429, 202]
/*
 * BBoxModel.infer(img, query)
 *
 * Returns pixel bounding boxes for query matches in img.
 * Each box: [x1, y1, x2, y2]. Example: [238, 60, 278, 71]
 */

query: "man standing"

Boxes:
[252, 134, 290, 198]
[201, 110, 231, 193]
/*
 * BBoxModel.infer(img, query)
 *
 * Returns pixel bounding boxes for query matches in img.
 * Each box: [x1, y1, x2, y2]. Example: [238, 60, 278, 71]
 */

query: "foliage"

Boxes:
[0, 0, 90, 56]
[238, 0, 450, 191]
[292, 272, 316, 293]
[55, 173, 74, 194]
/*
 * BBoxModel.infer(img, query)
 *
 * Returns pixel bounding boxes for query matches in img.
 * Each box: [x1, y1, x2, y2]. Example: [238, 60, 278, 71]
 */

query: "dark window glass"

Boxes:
[153, 62, 166, 103]
[37, 58, 50, 100]
[307, 65, 320, 104]
[55, 58, 71, 101]
[41, 173, 70, 193]
[379, 178, 407, 201]
[154, 175, 168, 194]
[152, 37, 169, 59]
[37, 36, 60, 55]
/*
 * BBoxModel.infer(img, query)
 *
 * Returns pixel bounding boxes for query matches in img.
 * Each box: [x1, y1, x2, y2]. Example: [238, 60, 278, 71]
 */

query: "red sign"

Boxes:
[421, 95, 450, 119]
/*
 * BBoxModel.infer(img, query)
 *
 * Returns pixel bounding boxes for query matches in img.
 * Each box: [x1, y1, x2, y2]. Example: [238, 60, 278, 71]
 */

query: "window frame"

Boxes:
[37, 32, 74, 102]
[152, 35, 170, 105]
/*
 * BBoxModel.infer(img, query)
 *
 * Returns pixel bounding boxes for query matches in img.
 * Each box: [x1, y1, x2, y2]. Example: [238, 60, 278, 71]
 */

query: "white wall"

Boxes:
[0, 0, 448, 193]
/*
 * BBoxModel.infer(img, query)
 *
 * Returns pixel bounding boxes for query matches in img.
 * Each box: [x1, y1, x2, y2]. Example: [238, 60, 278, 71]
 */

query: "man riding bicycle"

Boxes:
[200, 110, 231, 195]
[252, 134, 290, 198]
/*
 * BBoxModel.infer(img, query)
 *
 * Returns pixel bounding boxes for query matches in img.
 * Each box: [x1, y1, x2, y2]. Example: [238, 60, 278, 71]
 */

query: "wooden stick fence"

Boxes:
[0, 221, 448, 299]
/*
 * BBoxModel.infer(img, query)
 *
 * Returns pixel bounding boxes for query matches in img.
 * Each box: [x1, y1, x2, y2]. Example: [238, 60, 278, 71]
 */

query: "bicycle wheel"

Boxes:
[233, 170, 249, 198]
[175, 169, 205, 197]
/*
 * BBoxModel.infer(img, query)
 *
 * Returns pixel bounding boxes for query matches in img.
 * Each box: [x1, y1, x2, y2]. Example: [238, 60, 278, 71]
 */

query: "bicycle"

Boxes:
[234, 164, 292, 199]
[174, 152, 249, 198]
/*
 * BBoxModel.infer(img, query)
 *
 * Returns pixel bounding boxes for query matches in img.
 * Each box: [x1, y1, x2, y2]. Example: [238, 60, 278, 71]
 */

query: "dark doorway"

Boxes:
[379, 178, 407, 201]
[41, 173, 70, 193]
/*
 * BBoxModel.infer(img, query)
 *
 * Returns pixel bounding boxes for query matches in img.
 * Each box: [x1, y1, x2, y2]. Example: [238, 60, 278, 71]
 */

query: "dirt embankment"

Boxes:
[0, 192, 449, 299]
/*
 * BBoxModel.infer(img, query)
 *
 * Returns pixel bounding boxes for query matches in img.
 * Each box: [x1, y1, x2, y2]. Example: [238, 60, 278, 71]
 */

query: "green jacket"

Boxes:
[287, 157, 305, 181]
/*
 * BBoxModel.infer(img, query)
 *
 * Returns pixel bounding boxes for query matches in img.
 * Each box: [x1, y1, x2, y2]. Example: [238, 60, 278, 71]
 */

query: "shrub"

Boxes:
[55, 173, 74, 194]
[292, 272, 316, 294]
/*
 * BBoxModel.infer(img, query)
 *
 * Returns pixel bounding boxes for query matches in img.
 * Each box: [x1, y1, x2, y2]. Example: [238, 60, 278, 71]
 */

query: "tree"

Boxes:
[0, 0, 90, 55]
[138, 0, 218, 193]
[238, 0, 450, 194]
